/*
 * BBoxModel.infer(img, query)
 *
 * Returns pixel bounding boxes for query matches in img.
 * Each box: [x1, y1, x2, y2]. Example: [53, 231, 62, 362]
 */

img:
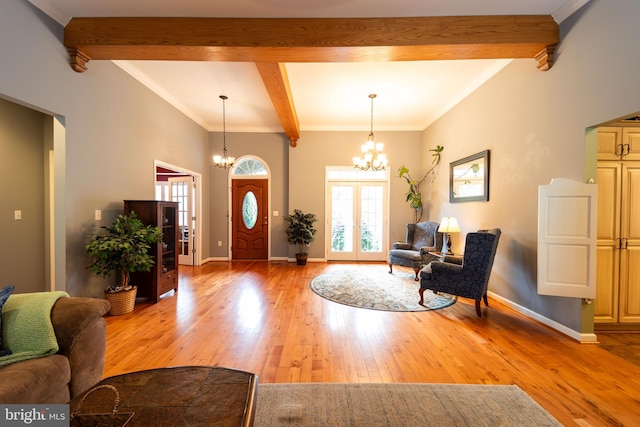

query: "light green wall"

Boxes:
[0, 98, 45, 293]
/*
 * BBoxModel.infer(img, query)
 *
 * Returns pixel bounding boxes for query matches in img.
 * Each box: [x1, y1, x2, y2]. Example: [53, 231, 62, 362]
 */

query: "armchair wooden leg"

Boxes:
[388, 263, 393, 274]
[483, 293, 489, 307]
[418, 288, 425, 305]
[475, 300, 482, 318]
[413, 269, 419, 281]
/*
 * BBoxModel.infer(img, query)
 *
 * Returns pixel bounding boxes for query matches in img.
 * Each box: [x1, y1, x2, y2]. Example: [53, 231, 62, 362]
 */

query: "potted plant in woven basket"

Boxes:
[85, 211, 162, 315]
[284, 209, 318, 266]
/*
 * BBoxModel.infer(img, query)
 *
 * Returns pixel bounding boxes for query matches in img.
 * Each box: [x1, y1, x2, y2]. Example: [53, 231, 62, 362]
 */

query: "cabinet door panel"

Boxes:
[594, 245, 619, 323]
[622, 164, 640, 241]
[619, 246, 640, 323]
[597, 127, 622, 160]
[622, 128, 640, 160]
[597, 163, 621, 241]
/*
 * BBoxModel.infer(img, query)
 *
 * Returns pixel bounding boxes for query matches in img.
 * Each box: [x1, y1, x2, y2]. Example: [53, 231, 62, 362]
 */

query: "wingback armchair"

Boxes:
[389, 221, 443, 281]
[419, 228, 501, 317]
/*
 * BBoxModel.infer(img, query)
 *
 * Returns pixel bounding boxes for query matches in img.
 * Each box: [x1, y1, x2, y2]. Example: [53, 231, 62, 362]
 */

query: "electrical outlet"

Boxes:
[218, 241, 222, 247]
[14, 210, 22, 220]
[95, 210, 102, 221]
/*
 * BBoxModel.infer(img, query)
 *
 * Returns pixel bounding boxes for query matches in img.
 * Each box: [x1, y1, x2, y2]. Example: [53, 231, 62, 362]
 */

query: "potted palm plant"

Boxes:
[284, 209, 318, 266]
[85, 211, 163, 315]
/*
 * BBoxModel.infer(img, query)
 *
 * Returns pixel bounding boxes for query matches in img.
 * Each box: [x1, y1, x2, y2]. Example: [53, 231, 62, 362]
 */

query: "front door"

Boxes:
[232, 179, 268, 259]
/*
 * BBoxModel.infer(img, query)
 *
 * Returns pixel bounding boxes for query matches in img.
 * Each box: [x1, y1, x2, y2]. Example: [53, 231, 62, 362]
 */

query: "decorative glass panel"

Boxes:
[360, 185, 383, 252]
[331, 186, 354, 252]
[242, 191, 258, 229]
[233, 158, 268, 175]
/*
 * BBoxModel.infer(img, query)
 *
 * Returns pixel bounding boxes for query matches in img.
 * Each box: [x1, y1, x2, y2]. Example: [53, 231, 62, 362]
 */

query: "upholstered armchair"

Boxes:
[419, 228, 501, 317]
[389, 221, 443, 281]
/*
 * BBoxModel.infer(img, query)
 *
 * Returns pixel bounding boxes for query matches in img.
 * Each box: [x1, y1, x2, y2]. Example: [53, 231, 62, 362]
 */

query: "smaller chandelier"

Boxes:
[353, 94, 387, 171]
[213, 95, 235, 168]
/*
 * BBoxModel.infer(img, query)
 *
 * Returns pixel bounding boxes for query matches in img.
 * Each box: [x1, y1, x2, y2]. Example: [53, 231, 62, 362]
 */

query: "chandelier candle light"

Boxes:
[439, 217, 460, 255]
[213, 95, 235, 168]
[353, 94, 387, 171]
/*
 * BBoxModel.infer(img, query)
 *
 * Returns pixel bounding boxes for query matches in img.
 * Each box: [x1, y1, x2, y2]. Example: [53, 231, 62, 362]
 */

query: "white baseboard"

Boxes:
[201, 257, 229, 263]
[488, 291, 598, 344]
[286, 257, 326, 263]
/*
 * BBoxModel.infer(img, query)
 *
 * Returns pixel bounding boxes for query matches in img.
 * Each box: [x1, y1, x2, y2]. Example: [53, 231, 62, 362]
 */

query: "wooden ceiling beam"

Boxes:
[255, 63, 300, 147]
[64, 16, 559, 67]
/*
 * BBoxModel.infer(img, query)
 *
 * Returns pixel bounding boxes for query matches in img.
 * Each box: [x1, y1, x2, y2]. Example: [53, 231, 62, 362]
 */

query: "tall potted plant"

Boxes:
[284, 209, 318, 266]
[398, 145, 444, 223]
[85, 211, 163, 315]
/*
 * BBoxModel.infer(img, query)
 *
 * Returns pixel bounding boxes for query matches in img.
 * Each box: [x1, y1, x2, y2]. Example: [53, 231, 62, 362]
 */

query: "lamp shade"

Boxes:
[439, 217, 460, 233]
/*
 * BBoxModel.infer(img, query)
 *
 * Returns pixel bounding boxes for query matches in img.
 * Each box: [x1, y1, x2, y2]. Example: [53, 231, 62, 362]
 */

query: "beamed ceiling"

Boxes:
[29, 0, 589, 147]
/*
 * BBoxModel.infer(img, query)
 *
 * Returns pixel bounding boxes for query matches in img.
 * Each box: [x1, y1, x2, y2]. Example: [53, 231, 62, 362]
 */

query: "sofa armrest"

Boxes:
[51, 297, 110, 399]
[419, 246, 437, 255]
[392, 242, 411, 250]
[443, 255, 463, 265]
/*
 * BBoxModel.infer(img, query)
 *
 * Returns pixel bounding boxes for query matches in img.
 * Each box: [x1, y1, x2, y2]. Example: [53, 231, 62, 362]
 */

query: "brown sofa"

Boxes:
[0, 297, 110, 403]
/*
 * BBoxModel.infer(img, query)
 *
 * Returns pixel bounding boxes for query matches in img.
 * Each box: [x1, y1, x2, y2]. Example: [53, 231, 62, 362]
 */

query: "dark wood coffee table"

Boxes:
[69, 366, 257, 426]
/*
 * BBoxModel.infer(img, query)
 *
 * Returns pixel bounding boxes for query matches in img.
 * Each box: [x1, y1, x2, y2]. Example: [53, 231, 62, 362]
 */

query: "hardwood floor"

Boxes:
[104, 261, 640, 426]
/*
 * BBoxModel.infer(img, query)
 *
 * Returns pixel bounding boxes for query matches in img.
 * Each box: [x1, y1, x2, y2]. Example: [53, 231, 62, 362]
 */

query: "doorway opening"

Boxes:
[325, 166, 389, 261]
[155, 160, 203, 266]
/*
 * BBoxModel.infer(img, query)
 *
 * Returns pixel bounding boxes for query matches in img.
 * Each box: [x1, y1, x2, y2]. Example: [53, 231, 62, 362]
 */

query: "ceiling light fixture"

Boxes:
[353, 94, 387, 171]
[213, 95, 235, 169]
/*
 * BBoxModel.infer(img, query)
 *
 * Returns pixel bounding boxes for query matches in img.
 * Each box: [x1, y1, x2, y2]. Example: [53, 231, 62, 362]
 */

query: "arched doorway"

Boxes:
[229, 156, 271, 260]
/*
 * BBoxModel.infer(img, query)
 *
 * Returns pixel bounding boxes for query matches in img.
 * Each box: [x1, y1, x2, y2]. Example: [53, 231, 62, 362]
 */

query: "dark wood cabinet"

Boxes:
[124, 200, 179, 303]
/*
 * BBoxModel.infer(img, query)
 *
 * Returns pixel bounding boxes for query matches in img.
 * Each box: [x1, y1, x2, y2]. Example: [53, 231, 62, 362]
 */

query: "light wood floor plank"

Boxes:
[104, 261, 640, 426]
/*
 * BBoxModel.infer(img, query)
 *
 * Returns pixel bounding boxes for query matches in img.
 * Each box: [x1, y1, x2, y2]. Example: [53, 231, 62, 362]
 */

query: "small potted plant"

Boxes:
[85, 211, 163, 315]
[284, 209, 318, 266]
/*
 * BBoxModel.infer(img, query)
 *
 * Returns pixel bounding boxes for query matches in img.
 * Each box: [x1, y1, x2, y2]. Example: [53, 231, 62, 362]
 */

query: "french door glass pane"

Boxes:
[331, 186, 354, 252]
[360, 185, 383, 252]
[171, 180, 190, 257]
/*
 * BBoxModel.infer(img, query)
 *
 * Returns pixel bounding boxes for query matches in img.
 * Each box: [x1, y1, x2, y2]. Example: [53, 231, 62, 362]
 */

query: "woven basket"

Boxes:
[104, 287, 137, 316]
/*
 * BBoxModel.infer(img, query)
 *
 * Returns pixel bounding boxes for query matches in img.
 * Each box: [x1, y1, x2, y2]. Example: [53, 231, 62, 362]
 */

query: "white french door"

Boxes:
[169, 177, 195, 265]
[327, 181, 388, 261]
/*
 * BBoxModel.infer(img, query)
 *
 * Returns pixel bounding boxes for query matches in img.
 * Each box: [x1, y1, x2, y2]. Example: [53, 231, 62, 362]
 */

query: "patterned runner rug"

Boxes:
[310, 267, 456, 312]
[254, 383, 562, 427]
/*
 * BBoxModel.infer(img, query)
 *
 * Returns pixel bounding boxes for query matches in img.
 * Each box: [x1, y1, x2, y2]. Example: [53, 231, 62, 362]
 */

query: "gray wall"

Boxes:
[288, 131, 423, 259]
[0, 98, 45, 293]
[422, 0, 640, 333]
[208, 132, 289, 259]
[0, 0, 211, 296]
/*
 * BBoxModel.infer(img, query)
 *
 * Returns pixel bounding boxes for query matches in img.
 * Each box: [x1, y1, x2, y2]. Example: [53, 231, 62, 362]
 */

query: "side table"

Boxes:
[428, 252, 463, 263]
[69, 366, 257, 427]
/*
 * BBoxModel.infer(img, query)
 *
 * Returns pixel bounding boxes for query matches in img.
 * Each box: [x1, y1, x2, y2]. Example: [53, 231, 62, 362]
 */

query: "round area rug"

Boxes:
[310, 268, 457, 312]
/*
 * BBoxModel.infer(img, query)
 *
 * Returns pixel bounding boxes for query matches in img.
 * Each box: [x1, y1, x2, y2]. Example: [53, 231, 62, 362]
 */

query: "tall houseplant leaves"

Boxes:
[86, 211, 163, 293]
[398, 145, 444, 223]
[283, 209, 318, 254]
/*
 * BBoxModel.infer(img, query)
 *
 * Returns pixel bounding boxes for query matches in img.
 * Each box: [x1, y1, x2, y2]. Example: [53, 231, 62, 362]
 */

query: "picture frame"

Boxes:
[449, 150, 490, 203]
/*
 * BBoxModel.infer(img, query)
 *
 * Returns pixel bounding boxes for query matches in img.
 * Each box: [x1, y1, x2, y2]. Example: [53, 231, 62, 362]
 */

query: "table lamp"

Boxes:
[439, 217, 460, 255]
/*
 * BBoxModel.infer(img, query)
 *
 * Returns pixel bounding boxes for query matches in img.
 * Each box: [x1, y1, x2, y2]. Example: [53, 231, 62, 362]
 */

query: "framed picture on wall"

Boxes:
[449, 150, 490, 203]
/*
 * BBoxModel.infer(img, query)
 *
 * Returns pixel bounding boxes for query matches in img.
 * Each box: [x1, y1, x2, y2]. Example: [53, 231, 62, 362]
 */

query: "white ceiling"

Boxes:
[30, 0, 589, 133]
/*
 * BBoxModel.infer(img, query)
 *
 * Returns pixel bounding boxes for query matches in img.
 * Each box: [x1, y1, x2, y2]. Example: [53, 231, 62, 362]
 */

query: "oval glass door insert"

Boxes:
[242, 191, 258, 229]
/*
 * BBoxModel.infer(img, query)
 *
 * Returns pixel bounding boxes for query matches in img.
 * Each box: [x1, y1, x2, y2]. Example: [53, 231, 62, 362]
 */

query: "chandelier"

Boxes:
[353, 94, 387, 171]
[213, 95, 235, 168]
